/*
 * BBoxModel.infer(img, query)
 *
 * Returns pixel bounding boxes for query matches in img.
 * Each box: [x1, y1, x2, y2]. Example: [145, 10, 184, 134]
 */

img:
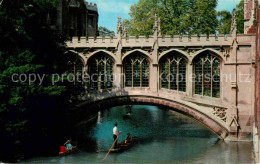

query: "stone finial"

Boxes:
[158, 17, 162, 36]
[153, 14, 158, 32]
[231, 9, 237, 34]
[117, 15, 122, 35]
[153, 14, 161, 36]
[123, 19, 128, 38]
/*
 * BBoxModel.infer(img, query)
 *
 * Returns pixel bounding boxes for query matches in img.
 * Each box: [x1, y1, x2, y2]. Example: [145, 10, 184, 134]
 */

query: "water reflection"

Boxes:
[24, 105, 254, 163]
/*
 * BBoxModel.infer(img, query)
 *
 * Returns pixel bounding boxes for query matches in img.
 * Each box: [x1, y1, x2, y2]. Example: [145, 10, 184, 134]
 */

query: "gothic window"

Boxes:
[194, 53, 220, 98]
[68, 58, 84, 86]
[159, 53, 187, 92]
[124, 53, 149, 88]
[88, 54, 114, 90]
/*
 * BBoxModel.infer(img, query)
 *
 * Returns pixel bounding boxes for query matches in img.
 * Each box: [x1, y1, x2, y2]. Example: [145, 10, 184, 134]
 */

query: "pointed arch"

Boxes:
[193, 49, 222, 98]
[65, 50, 86, 66]
[191, 48, 225, 64]
[87, 50, 116, 64]
[159, 49, 190, 64]
[159, 49, 188, 92]
[87, 50, 115, 91]
[122, 49, 152, 63]
[123, 49, 150, 88]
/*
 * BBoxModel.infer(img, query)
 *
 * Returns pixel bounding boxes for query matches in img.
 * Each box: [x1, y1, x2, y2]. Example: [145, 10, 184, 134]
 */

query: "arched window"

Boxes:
[194, 53, 220, 98]
[160, 53, 187, 92]
[68, 57, 84, 86]
[124, 53, 149, 88]
[88, 54, 114, 90]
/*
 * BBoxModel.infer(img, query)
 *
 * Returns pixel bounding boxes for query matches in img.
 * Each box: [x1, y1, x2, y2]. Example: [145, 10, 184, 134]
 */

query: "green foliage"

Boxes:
[98, 26, 115, 37]
[235, 0, 244, 33]
[217, 11, 232, 34]
[126, 0, 218, 36]
[0, 0, 79, 161]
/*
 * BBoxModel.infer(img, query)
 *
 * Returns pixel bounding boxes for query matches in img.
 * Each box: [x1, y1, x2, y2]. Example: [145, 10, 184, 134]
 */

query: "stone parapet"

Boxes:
[85, 2, 98, 11]
[66, 34, 240, 48]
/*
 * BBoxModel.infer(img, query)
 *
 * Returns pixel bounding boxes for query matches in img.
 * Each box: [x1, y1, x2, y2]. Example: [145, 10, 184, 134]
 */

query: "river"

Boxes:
[24, 105, 255, 163]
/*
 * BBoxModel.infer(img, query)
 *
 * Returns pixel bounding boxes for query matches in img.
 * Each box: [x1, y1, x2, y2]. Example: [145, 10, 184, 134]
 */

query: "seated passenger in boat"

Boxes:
[125, 133, 133, 143]
[64, 140, 76, 150]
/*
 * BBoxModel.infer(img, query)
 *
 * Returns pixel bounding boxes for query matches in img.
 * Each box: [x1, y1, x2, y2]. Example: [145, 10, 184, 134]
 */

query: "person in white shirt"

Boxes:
[113, 123, 121, 148]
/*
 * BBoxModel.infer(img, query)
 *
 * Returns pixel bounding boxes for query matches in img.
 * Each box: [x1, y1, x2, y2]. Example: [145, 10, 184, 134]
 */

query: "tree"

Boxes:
[0, 0, 79, 161]
[126, 0, 218, 36]
[235, 0, 244, 33]
[217, 11, 232, 34]
[98, 26, 115, 37]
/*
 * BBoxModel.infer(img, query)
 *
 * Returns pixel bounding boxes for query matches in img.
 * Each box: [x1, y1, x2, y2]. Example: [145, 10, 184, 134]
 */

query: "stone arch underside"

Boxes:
[74, 95, 229, 139]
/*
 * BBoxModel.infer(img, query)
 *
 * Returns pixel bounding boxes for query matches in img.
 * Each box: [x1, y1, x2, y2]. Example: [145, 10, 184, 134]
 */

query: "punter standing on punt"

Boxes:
[113, 123, 121, 148]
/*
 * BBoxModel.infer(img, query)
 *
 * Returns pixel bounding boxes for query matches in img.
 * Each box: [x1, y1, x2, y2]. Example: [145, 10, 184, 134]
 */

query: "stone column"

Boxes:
[114, 64, 123, 89]
[187, 62, 193, 96]
[150, 64, 158, 94]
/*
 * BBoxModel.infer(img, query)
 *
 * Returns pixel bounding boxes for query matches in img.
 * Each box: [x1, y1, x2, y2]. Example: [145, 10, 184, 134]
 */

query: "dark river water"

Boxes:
[25, 105, 255, 163]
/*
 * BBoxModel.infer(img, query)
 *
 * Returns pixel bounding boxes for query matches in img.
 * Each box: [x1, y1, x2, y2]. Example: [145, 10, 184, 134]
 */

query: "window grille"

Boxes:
[159, 54, 187, 92]
[124, 53, 150, 88]
[194, 54, 220, 98]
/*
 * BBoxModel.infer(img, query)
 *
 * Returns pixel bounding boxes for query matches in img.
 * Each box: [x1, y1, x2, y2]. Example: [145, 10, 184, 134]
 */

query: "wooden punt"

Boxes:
[110, 137, 138, 152]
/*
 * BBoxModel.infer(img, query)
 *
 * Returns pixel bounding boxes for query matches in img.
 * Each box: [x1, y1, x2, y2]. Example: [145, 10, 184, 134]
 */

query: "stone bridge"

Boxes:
[66, 13, 255, 141]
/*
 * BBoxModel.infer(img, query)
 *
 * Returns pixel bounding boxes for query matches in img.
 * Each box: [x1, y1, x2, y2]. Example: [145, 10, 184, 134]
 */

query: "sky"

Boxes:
[88, 0, 241, 32]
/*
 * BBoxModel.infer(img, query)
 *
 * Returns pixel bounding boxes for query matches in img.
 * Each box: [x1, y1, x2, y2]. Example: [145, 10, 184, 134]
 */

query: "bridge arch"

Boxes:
[122, 49, 152, 63]
[75, 95, 229, 139]
[191, 48, 225, 64]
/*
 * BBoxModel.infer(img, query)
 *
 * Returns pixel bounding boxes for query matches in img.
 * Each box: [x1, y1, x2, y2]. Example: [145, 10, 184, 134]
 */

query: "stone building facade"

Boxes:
[55, 0, 99, 37]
